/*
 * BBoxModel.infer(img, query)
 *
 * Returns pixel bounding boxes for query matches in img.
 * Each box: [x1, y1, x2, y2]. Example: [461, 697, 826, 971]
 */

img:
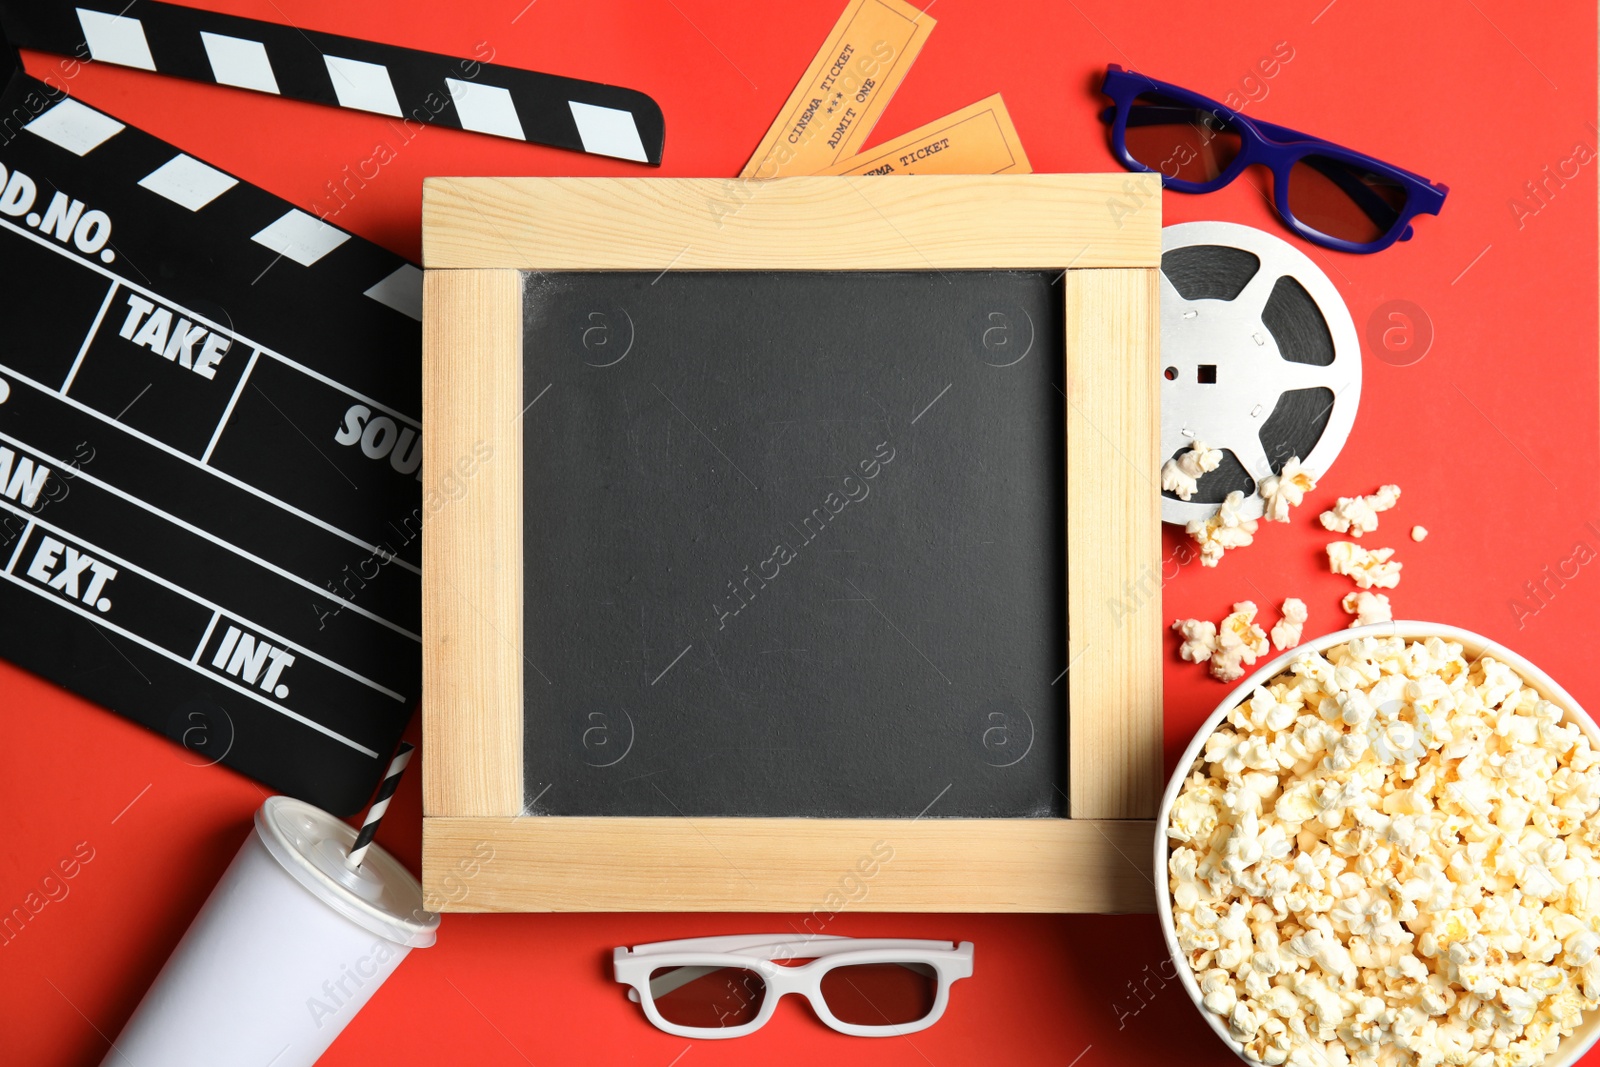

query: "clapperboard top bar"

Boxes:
[3, 0, 666, 164]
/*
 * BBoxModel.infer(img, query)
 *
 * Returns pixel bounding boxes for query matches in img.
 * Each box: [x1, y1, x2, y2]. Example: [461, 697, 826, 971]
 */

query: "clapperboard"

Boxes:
[0, 6, 663, 812]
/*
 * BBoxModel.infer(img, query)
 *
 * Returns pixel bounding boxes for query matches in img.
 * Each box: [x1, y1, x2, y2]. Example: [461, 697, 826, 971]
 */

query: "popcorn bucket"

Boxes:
[1154, 621, 1600, 1067]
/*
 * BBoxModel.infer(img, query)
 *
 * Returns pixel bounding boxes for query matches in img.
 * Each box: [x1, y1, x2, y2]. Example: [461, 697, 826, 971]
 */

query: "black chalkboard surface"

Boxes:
[521, 270, 1065, 818]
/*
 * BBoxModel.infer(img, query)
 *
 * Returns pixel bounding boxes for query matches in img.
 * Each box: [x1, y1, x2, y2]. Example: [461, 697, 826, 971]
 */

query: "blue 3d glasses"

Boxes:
[1100, 64, 1447, 253]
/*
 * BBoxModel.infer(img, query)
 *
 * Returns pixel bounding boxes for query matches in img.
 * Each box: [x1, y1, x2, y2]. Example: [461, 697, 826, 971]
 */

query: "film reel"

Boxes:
[1160, 221, 1361, 525]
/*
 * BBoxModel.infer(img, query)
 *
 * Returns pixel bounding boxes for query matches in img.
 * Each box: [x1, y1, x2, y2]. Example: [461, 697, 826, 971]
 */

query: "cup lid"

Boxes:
[256, 796, 439, 949]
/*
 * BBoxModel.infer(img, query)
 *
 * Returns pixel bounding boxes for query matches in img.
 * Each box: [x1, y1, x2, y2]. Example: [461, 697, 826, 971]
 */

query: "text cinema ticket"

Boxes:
[740, 0, 934, 179]
[815, 94, 1031, 175]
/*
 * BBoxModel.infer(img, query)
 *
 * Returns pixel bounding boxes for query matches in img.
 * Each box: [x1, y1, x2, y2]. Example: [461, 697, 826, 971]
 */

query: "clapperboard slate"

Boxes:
[4, 0, 666, 164]
[0, 51, 422, 813]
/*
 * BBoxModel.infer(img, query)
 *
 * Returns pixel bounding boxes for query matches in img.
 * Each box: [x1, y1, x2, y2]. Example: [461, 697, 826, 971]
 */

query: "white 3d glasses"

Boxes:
[613, 934, 975, 1039]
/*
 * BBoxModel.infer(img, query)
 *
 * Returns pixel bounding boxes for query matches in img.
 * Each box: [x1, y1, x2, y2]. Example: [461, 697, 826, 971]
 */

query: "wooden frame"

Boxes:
[422, 175, 1162, 912]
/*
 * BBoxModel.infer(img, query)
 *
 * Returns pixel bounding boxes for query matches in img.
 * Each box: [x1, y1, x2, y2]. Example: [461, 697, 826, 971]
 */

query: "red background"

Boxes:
[2, 1, 1596, 1064]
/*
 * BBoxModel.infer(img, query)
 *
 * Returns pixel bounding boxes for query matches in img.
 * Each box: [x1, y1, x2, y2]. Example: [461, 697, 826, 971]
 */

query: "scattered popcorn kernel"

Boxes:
[1188, 490, 1259, 568]
[1211, 602, 1270, 683]
[1341, 591, 1392, 626]
[1319, 484, 1402, 538]
[1260, 457, 1319, 523]
[1173, 618, 1219, 664]
[1270, 598, 1308, 651]
[1210, 647, 1251, 683]
[1177, 603, 1306, 684]
[1319, 496, 1377, 537]
[1162, 440, 1223, 502]
[1218, 602, 1270, 656]
[1327, 542, 1402, 590]
[1411, 526, 1428, 543]
[1368, 484, 1401, 512]
[1166, 637, 1600, 1065]
[1162, 461, 1198, 502]
[1181, 440, 1223, 476]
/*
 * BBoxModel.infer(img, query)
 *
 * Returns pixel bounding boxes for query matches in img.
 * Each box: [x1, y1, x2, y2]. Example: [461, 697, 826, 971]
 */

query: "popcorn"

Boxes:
[1341, 591, 1392, 626]
[1327, 542, 1402, 590]
[1174, 618, 1219, 664]
[1368, 484, 1401, 512]
[1163, 439, 1224, 501]
[1189, 490, 1259, 567]
[1320, 485, 1401, 537]
[1162, 463, 1198, 502]
[1219, 602, 1270, 657]
[1411, 526, 1428, 543]
[1166, 637, 1600, 1065]
[1272, 598, 1308, 651]
[1320, 496, 1377, 538]
[1211, 652, 1253, 684]
[1260, 457, 1319, 523]
[1175, 601, 1307, 684]
[1212, 602, 1271, 682]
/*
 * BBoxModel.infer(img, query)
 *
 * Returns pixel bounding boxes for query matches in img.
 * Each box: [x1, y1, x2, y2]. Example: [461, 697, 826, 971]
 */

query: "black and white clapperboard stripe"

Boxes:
[3, 0, 665, 164]
[0, 53, 431, 813]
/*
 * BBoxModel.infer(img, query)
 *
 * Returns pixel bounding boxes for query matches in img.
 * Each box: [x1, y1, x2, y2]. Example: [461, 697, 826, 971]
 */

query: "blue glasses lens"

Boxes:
[1287, 154, 1409, 245]
[1124, 92, 1240, 184]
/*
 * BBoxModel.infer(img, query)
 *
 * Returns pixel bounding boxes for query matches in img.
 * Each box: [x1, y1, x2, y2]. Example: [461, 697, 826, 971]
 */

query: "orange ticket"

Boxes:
[814, 94, 1031, 176]
[740, 0, 935, 179]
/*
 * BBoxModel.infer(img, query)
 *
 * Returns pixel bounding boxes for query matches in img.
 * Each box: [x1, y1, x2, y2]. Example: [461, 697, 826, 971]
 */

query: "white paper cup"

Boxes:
[103, 796, 439, 1067]
[1155, 621, 1600, 1067]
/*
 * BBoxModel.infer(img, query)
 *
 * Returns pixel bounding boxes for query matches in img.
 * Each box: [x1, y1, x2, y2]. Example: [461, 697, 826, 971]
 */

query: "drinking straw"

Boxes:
[346, 742, 414, 869]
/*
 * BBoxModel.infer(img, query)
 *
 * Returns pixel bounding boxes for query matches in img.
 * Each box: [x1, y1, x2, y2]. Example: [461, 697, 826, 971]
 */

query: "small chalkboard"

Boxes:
[421, 176, 1163, 913]
[521, 269, 1065, 818]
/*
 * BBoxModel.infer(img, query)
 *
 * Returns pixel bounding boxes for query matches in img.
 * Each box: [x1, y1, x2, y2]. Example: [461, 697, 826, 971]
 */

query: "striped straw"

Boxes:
[346, 742, 414, 869]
